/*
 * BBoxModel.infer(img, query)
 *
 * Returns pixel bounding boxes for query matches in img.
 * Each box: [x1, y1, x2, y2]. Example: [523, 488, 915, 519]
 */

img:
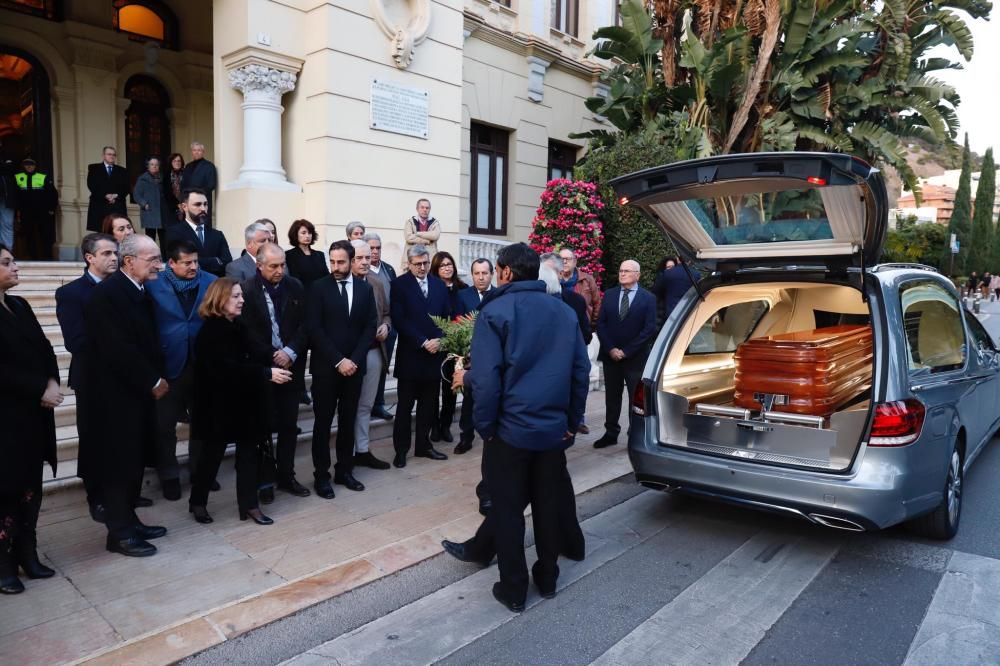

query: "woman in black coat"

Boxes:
[189, 278, 292, 525]
[429, 252, 466, 443]
[285, 219, 328, 293]
[0, 244, 61, 594]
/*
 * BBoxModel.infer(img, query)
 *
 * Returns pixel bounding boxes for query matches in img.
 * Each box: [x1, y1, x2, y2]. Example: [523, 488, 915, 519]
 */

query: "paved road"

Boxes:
[184, 305, 1000, 666]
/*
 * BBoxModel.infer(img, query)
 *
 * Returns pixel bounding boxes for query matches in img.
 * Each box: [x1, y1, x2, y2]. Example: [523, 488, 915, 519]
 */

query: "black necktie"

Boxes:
[196, 224, 205, 245]
[106, 164, 112, 177]
[338, 280, 348, 311]
[619, 288, 630, 320]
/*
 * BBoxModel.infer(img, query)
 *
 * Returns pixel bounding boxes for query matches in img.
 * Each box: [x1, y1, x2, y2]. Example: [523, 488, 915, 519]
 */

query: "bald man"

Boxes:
[594, 260, 657, 449]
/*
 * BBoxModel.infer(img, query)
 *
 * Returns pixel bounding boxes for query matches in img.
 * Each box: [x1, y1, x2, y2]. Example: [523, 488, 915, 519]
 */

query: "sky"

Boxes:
[934, 12, 999, 156]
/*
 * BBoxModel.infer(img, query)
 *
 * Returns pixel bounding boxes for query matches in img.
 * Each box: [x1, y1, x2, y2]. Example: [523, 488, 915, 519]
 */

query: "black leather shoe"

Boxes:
[454, 440, 473, 455]
[355, 451, 391, 470]
[135, 523, 167, 540]
[133, 496, 154, 508]
[300, 390, 312, 406]
[415, 447, 448, 461]
[440, 428, 454, 443]
[89, 503, 107, 524]
[189, 505, 213, 524]
[593, 434, 618, 449]
[0, 574, 24, 594]
[372, 407, 394, 421]
[492, 583, 525, 613]
[15, 546, 55, 579]
[259, 487, 275, 505]
[314, 480, 336, 499]
[162, 478, 182, 501]
[210, 479, 221, 492]
[441, 540, 490, 567]
[334, 473, 365, 492]
[278, 479, 311, 497]
[532, 562, 558, 599]
[478, 498, 492, 516]
[106, 536, 157, 557]
[240, 508, 274, 525]
[429, 426, 441, 442]
[393, 452, 407, 468]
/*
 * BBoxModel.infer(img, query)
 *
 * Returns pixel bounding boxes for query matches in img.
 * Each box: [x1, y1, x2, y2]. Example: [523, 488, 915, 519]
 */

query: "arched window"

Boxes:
[112, 0, 179, 50]
[123, 74, 171, 189]
[0, 45, 53, 174]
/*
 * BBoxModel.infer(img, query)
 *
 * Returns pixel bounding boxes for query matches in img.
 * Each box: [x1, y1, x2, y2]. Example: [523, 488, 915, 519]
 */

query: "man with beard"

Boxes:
[164, 189, 232, 277]
[307, 240, 378, 497]
[239, 242, 312, 501]
[83, 234, 170, 557]
[56, 233, 119, 522]
[147, 239, 216, 500]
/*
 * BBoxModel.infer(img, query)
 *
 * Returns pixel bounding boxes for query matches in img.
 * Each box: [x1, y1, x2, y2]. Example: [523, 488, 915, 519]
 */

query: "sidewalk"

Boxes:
[2, 393, 633, 666]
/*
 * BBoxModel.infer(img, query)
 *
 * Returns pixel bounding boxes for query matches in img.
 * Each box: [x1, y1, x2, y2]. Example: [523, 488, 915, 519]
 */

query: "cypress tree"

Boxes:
[969, 148, 996, 274]
[942, 135, 973, 275]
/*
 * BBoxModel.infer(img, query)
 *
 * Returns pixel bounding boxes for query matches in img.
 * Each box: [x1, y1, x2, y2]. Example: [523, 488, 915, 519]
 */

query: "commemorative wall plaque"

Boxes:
[370, 78, 429, 139]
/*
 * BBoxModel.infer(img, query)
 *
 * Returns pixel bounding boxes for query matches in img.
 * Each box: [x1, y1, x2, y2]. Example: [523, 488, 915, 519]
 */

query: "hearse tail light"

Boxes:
[807, 176, 827, 186]
[869, 399, 925, 447]
[632, 382, 650, 417]
[619, 195, 630, 205]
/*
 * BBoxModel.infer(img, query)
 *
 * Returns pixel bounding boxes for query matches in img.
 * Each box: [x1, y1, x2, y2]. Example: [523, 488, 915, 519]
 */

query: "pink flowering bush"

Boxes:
[528, 179, 606, 288]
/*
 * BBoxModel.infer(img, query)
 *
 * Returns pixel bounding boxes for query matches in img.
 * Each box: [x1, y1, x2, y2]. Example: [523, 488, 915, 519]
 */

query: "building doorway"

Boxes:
[123, 73, 171, 190]
[0, 45, 53, 173]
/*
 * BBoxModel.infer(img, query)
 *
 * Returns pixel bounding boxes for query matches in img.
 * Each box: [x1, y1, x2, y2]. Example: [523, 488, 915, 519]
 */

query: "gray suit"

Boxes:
[225, 253, 256, 281]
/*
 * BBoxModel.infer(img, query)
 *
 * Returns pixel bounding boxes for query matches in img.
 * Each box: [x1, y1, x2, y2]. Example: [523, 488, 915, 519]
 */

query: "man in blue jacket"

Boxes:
[148, 239, 216, 499]
[595, 259, 657, 449]
[457, 243, 590, 612]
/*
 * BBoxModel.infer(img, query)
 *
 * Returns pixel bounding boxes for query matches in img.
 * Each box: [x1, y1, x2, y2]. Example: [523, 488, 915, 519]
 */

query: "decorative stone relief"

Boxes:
[228, 64, 297, 100]
[526, 56, 551, 103]
[370, 0, 431, 69]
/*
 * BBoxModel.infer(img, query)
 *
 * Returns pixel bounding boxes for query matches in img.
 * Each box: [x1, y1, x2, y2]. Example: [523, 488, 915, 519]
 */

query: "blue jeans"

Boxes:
[0, 206, 13, 248]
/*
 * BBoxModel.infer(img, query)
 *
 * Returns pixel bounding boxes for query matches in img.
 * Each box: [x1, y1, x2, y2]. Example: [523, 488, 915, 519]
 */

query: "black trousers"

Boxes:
[103, 468, 145, 541]
[470, 441, 584, 555]
[374, 330, 397, 411]
[0, 477, 43, 559]
[269, 381, 302, 483]
[74, 387, 104, 508]
[474, 437, 565, 603]
[603, 355, 646, 437]
[460, 388, 475, 446]
[393, 377, 438, 455]
[19, 213, 55, 260]
[190, 437, 259, 512]
[438, 375, 457, 432]
[154, 364, 197, 482]
[311, 371, 362, 481]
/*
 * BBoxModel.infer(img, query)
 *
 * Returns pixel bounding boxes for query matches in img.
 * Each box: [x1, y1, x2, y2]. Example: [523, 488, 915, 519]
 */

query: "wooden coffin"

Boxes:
[733, 325, 873, 417]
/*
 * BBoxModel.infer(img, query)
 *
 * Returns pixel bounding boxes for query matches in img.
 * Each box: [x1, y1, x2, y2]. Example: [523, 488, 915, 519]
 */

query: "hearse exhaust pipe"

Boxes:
[808, 513, 866, 532]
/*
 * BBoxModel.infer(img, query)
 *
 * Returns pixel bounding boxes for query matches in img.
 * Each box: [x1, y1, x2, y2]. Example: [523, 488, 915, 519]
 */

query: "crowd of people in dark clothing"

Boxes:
[0, 183, 688, 611]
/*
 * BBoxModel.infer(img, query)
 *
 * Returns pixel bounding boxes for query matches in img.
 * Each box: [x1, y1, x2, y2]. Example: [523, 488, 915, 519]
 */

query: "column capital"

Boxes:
[228, 64, 297, 99]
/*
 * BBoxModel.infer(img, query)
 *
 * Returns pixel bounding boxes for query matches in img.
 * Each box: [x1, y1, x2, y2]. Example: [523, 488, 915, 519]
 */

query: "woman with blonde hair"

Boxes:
[189, 278, 292, 525]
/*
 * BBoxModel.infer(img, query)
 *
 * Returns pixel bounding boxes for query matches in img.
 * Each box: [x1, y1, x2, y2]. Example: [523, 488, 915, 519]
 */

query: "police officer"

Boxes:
[14, 158, 58, 260]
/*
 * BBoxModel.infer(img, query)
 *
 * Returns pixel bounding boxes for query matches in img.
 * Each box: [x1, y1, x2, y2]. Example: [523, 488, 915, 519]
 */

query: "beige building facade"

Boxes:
[0, 0, 612, 268]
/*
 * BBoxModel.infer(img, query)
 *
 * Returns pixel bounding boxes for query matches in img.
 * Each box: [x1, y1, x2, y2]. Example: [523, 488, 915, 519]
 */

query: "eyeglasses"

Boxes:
[135, 255, 163, 264]
[411, 260, 430, 267]
[619, 269, 638, 274]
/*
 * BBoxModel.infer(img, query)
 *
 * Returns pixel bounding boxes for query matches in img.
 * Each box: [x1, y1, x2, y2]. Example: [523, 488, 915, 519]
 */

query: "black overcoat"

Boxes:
[86, 163, 129, 232]
[239, 274, 308, 391]
[0, 295, 59, 490]
[81, 271, 163, 483]
[191, 317, 271, 443]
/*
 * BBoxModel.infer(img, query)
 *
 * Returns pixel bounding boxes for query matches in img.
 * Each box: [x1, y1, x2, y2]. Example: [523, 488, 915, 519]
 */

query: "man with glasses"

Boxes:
[86, 146, 129, 231]
[389, 245, 450, 467]
[594, 260, 656, 449]
[164, 188, 232, 277]
[83, 234, 170, 557]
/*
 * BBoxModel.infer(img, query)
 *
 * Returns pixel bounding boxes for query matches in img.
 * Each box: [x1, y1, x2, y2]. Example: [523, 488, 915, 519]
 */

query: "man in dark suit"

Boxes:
[307, 240, 378, 498]
[163, 188, 232, 277]
[147, 239, 216, 500]
[240, 242, 312, 500]
[595, 259, 657, 449]
[226, 221, 271, 281]
[454, 258, 494, 457]
[55, 233, 118, 522]
[365, 232, 397, 421]
[86, 146, 129, 232]
[390, 245, 451, 467]
[83, 234, 169, 557]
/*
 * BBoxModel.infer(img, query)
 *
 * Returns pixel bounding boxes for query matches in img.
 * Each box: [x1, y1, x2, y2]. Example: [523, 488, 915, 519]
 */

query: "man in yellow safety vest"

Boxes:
[14, 157, 58, 260]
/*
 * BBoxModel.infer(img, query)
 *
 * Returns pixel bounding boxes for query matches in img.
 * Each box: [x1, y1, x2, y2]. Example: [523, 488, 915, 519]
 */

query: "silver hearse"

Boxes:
[613, 152, 1000, 539]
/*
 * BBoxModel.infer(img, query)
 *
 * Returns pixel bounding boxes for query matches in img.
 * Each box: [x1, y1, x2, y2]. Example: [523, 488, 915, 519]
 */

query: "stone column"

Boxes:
[227, 63, 299, 191]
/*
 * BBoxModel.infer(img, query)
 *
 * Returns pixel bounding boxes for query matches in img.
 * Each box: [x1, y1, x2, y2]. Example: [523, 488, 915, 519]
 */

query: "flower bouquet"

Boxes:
[430, 312, 478, 393]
